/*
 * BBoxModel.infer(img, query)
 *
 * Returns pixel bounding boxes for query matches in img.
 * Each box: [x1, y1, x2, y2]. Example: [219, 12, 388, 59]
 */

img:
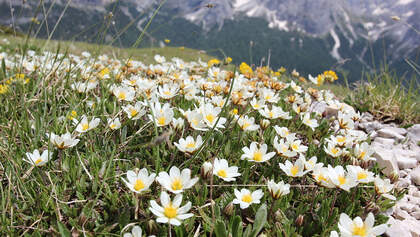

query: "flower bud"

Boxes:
[147, 219, 158, 233]
[295, 214, 304, 227]
[223, 202, 234, 216]
[389, 171, 399, 184]
[201, 161, 213, 180]
[260, 119, 270, 129]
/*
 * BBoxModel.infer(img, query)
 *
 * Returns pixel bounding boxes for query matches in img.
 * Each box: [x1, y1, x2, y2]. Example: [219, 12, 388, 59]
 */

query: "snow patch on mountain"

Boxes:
[329, 29, 342, 61]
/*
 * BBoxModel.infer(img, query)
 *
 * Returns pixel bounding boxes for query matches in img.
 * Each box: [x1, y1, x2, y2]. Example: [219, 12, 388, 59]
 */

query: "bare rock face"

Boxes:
[407, 124, 420, 143]
[410, 167, 420, 186]
[377, 127, 406, 141]
[373, 146, 399, 176]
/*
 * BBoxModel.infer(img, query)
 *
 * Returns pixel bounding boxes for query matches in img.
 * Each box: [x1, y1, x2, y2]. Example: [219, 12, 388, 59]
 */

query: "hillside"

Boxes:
[1, 0, 419, 83]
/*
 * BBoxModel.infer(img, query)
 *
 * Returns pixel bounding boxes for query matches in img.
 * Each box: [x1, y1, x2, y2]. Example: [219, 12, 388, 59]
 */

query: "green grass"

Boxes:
[0, 34, 215, 64]
[0, 35, 402, 236]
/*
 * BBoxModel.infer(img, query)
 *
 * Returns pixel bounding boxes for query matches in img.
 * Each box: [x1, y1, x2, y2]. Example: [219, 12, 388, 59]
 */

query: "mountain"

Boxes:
[1, 0, 419, 83]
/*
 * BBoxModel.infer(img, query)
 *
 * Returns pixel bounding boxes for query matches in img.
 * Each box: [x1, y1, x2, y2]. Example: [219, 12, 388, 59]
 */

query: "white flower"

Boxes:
[212, 158, 241, 182]
[301, 112, 318, 131]
[74, 115, 100, 133]
[123, 225, 144, 237]
[289, 139, 308, 154]
[337, 212, 388, 237]
[259, 88, 279, 103]
[112, 85, 136, 102]
[121, 168, 156, 194]
[250, 98, 266, 110]
[327, 165, 357, 192]
[154, 54, 166, 63]
[149, 191, 193, 226]
[279, 159, 309, 177]
[200, 103, 226, 129]
[354, 142, 375, 162]
[186, 111, 208, 131]
[312, 165, 335, 188]
[158, 83, 179, 99]
[324, 142, 343, 158]
[107, 117, 121, 130]
[267, 180, 290, 199]
[24, 149, 51, 166]
[303, 156, 321, 171]
[174, 135, 203, 154]
[374, 177, 395, 200]
[273, 126, 291, 138]
[346, 165, 375, 184]
[232, 189, 263, 209]
[123, 102, 146, 120]
[172, 117, 184, 130]
[236, 115, 260, 131]
[273, 136, 297, 158]
[47, 132, 79, 149]
[148, 102, 174, 127]
[241, 142, 275, 163]
[156, 166, 199, 194]
[259, 105, 291, 120]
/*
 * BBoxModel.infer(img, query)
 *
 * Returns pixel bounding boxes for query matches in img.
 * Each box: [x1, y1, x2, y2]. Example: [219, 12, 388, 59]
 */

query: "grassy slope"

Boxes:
[0, 34, 215, 64]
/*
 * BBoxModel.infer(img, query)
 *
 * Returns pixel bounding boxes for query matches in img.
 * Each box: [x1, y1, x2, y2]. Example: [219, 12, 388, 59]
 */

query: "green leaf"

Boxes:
[243, 224, 252, 237]
[232, 215, 243, 237]
[250, 203, 267, 237]
[57, 221, 71, 237]
[215, 220, 228, 237]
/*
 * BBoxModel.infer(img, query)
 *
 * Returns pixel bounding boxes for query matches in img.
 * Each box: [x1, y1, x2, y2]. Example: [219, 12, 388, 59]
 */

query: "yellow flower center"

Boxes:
[268, 111, 274, 118]
[357, 172, 368, 180]
[35, 158, 42, 165]
[82, 123, 89, 131]
[130, 109, 138, 117]
[331, 148, 339, 155]
[164, 91, 171, 96]
[134, 179, 145, 191]
[186, 142, 196, 149]
[157, 116, 166, 126]
[164, 204, 178, 219]
[217, 169, 227, 178]
[291, 165, 299, 176]
[110, 124, 116, 129]
[352, 224, 367, 237]
[206, 114, 215, 124]
[337, 137, 345, 143]
[241, 194, 253, 203]
[359, 151, 366, 159]
[118, 92, 126, 100]
[338, 175, 347, 185]
[171, 179, 183, 191]
[242, 122, 250, 129]
[291, 143, 299, 151]
[253, 151, 263, 161]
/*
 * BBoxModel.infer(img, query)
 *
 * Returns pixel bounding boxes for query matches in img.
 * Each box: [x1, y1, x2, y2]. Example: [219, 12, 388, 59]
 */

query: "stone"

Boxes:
[359, 121, 383, 133]
[407, 124, 420, 143]
[386, 218, 412, 237]
[400, 203, 416, 213]
[394, 208, 412, 220]
[396, 156, 417, 169]
[373, 137, 396, 147]
[396, 178, 410, 188]
[361, 112, 374, 122]
[412, 211, 420, 220]
[408, 194, 420, 205]
[377, 128, 406, 141]
[410, 167, 420, 186]
[373, 147, 399, 176]
[399, 170, 408, 178]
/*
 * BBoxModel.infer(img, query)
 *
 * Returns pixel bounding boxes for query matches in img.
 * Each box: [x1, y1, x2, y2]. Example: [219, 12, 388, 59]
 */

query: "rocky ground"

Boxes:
[357, 113, 420, 236]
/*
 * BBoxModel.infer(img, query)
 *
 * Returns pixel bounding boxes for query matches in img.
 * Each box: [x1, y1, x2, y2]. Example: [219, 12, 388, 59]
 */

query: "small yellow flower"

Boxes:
[323, 70, 338, 82]
[239, 62, 253, 76]
[164, 39, 170, 44]
[208, 58, 221, 67]
[0, 84, 8, 94]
